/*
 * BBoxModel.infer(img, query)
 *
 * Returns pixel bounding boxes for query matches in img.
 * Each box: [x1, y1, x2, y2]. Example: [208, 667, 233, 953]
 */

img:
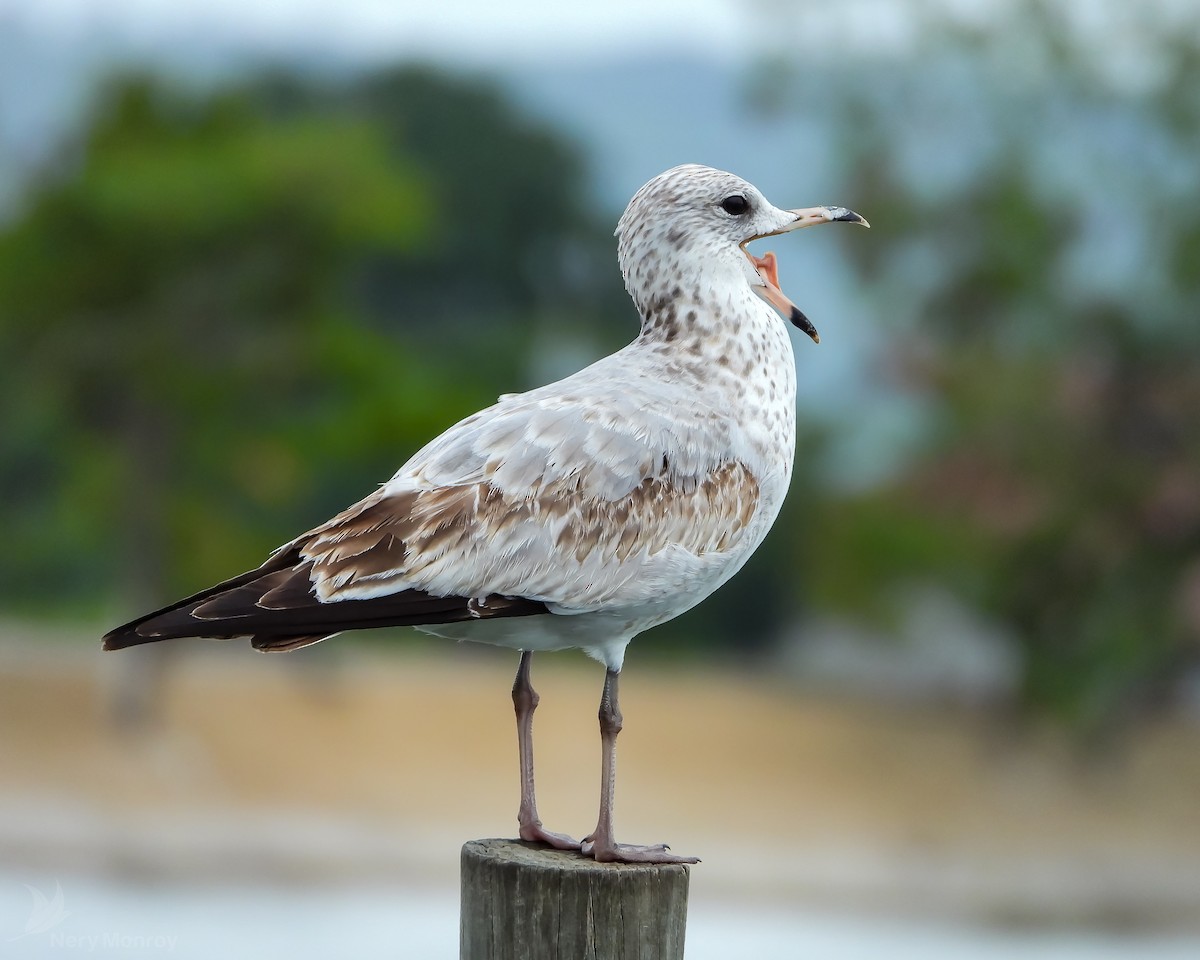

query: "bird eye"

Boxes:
[719, 195, 750, 216]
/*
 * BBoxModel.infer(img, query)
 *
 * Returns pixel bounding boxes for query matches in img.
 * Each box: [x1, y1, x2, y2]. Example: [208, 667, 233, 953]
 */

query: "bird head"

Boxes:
[615, 164, 868, 343]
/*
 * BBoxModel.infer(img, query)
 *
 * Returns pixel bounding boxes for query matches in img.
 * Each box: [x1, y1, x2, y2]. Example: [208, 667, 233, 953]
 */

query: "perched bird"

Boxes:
[103, 164, 867, 863]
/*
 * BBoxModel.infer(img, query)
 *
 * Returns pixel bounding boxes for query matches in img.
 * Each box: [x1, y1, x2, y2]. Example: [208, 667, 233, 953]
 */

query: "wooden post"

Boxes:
[460, 839, 690, 960]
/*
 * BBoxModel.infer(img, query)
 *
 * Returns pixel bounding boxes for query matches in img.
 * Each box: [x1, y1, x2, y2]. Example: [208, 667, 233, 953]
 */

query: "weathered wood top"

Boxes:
[461, 839, 691, 960]
[464, 837, 693, 877]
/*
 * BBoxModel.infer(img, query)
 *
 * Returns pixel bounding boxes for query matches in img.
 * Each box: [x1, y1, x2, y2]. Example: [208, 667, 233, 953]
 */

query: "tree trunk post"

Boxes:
[460, 839, 690, 960]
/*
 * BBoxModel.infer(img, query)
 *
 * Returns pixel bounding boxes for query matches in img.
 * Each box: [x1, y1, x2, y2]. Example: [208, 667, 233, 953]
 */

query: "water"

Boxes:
[3, 871, 1198, 959]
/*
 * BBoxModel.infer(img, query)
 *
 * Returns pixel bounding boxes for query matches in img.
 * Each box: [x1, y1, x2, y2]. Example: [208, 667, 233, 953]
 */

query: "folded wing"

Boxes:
[103, 376, 760, 652]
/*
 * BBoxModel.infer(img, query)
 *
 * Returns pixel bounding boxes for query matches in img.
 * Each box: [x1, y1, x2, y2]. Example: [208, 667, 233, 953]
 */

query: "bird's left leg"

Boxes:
[512, 650, 580, 850]
[581, 667, 699, 864]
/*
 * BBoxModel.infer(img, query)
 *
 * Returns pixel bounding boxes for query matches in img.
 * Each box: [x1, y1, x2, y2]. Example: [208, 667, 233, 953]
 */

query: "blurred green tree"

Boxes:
[0, 70, 600, 619]
[755, 0, 1200, 726]
[346, 67, 612, 333]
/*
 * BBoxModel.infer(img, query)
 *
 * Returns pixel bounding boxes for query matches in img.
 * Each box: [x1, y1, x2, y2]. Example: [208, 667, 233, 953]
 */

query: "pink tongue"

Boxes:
[748, 249, 821, 344]
[751, 251, 781, 291]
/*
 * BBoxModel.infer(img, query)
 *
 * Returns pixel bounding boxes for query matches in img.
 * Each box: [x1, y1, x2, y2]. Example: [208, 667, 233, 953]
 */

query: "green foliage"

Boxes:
[346, 67, 595, 319]
[793, 1, 1200, 726]
[0, 69, 596, 615]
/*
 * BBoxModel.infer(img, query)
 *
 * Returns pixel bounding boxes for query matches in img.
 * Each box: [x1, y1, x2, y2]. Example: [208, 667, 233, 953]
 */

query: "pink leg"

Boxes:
[512, 651, 580, 850]
[581, 668, 699, 864]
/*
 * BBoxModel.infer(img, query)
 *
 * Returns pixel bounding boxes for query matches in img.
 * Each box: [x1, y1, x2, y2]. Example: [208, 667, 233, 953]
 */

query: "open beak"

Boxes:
[742, 205, 869, 344]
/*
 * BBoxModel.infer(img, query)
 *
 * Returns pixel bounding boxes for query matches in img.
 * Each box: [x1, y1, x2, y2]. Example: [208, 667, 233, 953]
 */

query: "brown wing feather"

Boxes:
[300, 486, 486, 594]
[297, 463, 761, 607]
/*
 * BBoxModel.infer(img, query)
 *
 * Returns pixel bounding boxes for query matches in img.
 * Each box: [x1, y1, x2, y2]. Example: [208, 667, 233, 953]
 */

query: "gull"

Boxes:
[102, 164, 867, 863]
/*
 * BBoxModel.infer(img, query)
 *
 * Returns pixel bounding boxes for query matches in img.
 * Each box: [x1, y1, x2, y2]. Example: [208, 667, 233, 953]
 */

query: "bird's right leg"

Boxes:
[512, 650, 580, 850]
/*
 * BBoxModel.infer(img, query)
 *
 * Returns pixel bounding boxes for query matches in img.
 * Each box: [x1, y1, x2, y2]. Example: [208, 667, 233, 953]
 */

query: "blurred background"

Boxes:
[2, 0, 1199, 956]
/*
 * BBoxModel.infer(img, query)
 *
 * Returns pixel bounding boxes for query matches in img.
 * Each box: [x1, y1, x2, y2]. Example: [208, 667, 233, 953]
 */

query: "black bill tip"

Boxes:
[789, 306, 821, 344]
[831, 207, 870, 227]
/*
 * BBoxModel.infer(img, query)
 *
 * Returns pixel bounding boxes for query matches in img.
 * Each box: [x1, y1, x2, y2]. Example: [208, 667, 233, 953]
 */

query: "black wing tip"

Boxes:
[98, 553, 308, 653]
[101, 587, 550, 653]
[101, 627, 156, 651]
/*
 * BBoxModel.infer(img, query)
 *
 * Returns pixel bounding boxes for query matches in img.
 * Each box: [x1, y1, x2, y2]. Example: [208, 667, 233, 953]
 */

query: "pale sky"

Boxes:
[3, 0, 760, 64]
[5, 0, 1187, 76]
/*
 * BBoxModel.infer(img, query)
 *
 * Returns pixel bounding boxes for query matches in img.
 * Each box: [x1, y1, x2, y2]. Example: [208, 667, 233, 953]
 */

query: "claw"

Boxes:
[582, 837, 699, 864]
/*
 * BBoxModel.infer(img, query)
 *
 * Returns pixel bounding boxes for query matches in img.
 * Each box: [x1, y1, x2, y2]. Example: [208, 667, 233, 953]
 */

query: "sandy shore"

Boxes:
[2, 628, 1199, 927]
